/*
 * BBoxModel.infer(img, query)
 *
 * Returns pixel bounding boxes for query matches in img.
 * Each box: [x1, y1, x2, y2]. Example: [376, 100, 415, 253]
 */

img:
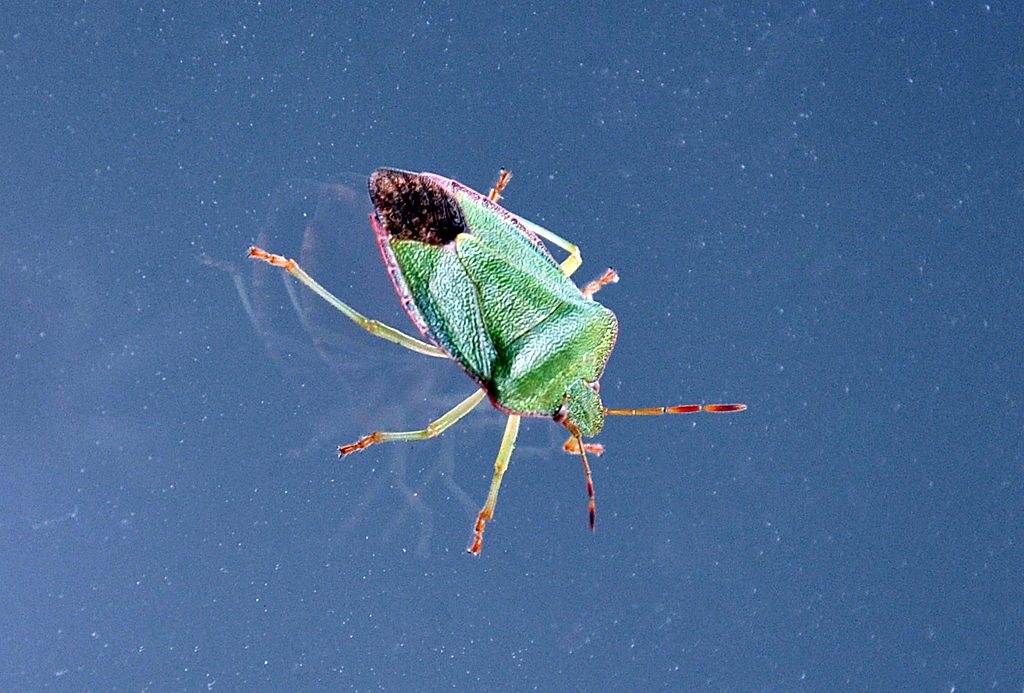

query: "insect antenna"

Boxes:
[577, 404, 747, 455]
[604, 403, 747, 416]
[564, 424, 597, 532]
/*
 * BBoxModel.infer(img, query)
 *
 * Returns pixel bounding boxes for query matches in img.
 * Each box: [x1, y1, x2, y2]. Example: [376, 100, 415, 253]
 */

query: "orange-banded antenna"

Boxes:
[564, 424, 597, 532]
[563, 404, 748, 456]
[604, 403, 747, 416]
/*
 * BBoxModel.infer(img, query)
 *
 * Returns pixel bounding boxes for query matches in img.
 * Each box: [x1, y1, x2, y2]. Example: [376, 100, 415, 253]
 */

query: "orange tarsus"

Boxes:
[247, 246, 294, 269]
[563, 437, 605, 457]
[581, 268, 619, 299]
[488, 169, 512, 202]
[338, 432, 382, 457]
[469, 511, 489, 555]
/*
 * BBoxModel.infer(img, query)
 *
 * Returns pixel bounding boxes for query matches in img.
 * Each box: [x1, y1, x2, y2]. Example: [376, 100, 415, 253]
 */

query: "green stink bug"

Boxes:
[248, 168, 745, 554]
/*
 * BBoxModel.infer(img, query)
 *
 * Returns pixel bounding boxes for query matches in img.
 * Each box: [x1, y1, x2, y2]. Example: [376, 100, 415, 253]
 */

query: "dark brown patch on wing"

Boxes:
[368, 168, 468, 245]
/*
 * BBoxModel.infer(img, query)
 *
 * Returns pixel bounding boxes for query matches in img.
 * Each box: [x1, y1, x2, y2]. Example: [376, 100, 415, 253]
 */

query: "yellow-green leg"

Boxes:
[468, 413, 521, 555]
[515, 217, 583, 278]
[338, 389, 488, 456]
[248, 247, 447, 358]
[488, 171, 583, 279]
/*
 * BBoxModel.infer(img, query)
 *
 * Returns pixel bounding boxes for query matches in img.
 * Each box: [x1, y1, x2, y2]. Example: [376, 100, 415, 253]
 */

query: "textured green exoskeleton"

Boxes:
[371, 169, 617, 436]
[247, 168, 745, 555]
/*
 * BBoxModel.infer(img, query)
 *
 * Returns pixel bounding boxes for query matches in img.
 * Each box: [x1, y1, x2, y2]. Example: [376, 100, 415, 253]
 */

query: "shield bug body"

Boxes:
[249, 168, 745, 554]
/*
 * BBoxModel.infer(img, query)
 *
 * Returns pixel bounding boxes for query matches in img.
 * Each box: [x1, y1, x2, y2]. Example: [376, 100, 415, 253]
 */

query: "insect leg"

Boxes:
[484, 169, 584, 278]
[514, 216, 584, 278]
[580, 268, 619, 299]
[248, 247, 448, 358]
[487, 169, 513, 202]
[338, 389, 488, 456]
[468, 413, 521, 555]
[563, 436, 605, 457]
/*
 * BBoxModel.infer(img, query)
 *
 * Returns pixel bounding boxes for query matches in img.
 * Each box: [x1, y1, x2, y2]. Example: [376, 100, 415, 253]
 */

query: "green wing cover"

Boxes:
[388, 238, 497, 382]
[388, 190, 617, 418]
[456, 233, 617, 416]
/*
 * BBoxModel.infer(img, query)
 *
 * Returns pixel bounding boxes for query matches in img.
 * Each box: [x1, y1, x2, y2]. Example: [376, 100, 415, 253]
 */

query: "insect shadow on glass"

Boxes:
[204, 178, 486, 555]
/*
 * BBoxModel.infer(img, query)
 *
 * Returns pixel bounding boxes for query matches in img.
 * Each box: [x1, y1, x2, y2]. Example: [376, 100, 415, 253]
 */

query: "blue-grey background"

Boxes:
[3, 2, 1021, 691]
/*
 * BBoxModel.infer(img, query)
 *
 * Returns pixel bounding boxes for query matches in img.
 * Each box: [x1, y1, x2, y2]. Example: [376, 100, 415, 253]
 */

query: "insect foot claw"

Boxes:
[562, 436, 605, 456]
[468, 513, 489, 554]
[337, 433, 380, 457]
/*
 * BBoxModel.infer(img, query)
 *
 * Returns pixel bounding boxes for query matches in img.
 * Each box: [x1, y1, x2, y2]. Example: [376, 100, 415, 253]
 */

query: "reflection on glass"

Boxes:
[206, 177, 491, 555]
